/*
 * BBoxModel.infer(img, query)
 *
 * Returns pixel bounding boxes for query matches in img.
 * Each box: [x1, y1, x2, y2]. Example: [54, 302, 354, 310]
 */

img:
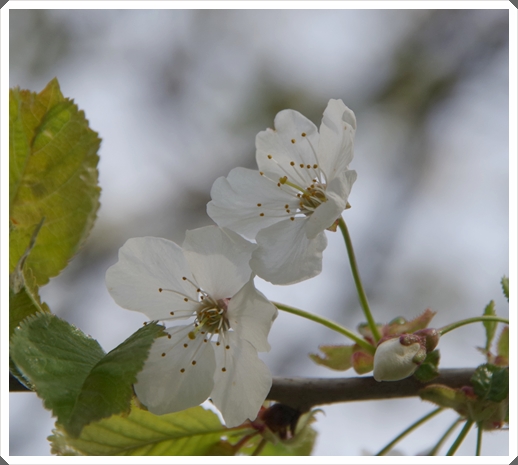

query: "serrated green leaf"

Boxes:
[413, 350, 440, 382]
[309, 344, 354, 371]
[49, 405, 233, 456]
[471, 364, 509, 403]
[10, 312, 105, 425]
[66, 322, 167, 437]
[9, 78, 101, 286]
[9, 266, 51, 390]
[501, 276, 509, 301]
[482, 300, 497, 352]
[495, 326, 509, 366]
[9, 267, 50, 340]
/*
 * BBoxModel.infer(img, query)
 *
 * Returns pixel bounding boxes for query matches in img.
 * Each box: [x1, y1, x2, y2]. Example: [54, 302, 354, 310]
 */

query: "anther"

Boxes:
[188, 332, 196, 340]
[307, 164, 311, 169]
[222, 367, 227, 372]
[267, 154, 272, 159]
[291, 139, 296, 144]
[260, 171, 264, 176]
[180, 368, 185, 373]
[192, 360, 197, 365]
[313, 164, 318, 169]
[167, 334, 171, 339]
[225, 345, 230, 349]
[158, 288, 163, 292]
[170, 311, 174, 315]
[184, 343, 188, 348]
[290, 161, 295, 166]
[184, 298, 188, 302]
[257, 203, 262, 207]
[182, 277, 187, 281]
[301, 132, 306, 137]
[300, 163, 304, 168]
[290, 217, 295, 221]
[161, 353, 166, 357]
[260, 213, 264, 217]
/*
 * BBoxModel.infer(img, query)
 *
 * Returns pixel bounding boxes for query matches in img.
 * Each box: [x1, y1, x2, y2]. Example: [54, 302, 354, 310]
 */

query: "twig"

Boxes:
[267, 368, 476, 411]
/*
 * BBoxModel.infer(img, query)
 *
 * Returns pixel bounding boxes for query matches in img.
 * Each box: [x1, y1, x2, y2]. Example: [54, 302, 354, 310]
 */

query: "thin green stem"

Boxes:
[274, 302, 375, 354]
[251, 438, 267, 456]
[439, 316, 509, 336]
[476, 422, 483, 456]
[428, 418, 462, 455]
[338, 217, 381, 342]
[376, 408, 444, 456]
[446, 419, 474, 456]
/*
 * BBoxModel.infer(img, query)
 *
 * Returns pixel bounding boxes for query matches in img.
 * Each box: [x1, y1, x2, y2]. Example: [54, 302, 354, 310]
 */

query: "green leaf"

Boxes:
[482, 300, 497, 352]
[9, 78, 101, 286]
[501, 276, 509, 301]
[471, 364, 509, 403]
[309, 344, 354, 371]
[66, 322, 167, 436]
[9, 267, 50, 340]
[9, 266, 51, 390]
[495, 326, 509, 366]
[49, 405, 235, 456]
[413, 349, 440, 382]
[10, 313, 105, 426]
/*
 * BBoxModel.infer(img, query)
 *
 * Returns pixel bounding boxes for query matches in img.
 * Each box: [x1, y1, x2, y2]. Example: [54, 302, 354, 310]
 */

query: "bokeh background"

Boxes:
[9, 8, 510, 456]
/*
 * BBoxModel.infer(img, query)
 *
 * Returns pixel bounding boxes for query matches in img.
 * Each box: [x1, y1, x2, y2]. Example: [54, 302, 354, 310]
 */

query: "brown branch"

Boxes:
[267, 368, 475, 411]
[11, 368, 476, 411]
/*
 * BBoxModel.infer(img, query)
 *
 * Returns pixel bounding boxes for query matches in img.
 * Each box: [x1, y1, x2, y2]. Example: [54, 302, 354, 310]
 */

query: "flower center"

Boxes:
[279, 176, 327, 215]
[194, 297, 230, 335]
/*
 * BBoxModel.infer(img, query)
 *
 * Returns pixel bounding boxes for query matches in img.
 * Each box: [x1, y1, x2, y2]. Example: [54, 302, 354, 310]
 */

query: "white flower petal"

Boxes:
[134, 325, 216, 414]
[105, 237, 199, 320]
[318, 99, 356, 181]
[305, 170, 357, 239]
[226, 279, 277, 352]
[251, 218, 327, 285]
[182, 226, 256, 299]
[373, 337, 421, 382]
[211, 332, 272, 427]
[256, 109, 319, 185]
[207, 167, 299, 240]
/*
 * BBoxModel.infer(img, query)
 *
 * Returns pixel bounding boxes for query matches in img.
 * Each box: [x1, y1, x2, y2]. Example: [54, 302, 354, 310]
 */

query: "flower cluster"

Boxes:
[106, 99, 359, 427]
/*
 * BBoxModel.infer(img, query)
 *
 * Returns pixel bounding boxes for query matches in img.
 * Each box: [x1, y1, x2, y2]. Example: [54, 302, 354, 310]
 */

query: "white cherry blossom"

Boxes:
[207, 99, 357, 284]
[105, 226, 277, 427]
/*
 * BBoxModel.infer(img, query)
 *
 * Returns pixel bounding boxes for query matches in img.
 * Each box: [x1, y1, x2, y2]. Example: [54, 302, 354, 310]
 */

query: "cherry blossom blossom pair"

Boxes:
[106, 99, 358, 427]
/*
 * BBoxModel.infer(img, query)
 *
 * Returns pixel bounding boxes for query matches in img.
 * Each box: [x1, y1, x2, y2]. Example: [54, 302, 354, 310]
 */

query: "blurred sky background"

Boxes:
[8, 6, 510, 457]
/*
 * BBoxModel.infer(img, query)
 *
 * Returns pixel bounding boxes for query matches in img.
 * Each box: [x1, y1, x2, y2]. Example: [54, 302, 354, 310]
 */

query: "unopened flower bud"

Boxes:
[413, 328, 440, 353]
[373, 337, 423, 381]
